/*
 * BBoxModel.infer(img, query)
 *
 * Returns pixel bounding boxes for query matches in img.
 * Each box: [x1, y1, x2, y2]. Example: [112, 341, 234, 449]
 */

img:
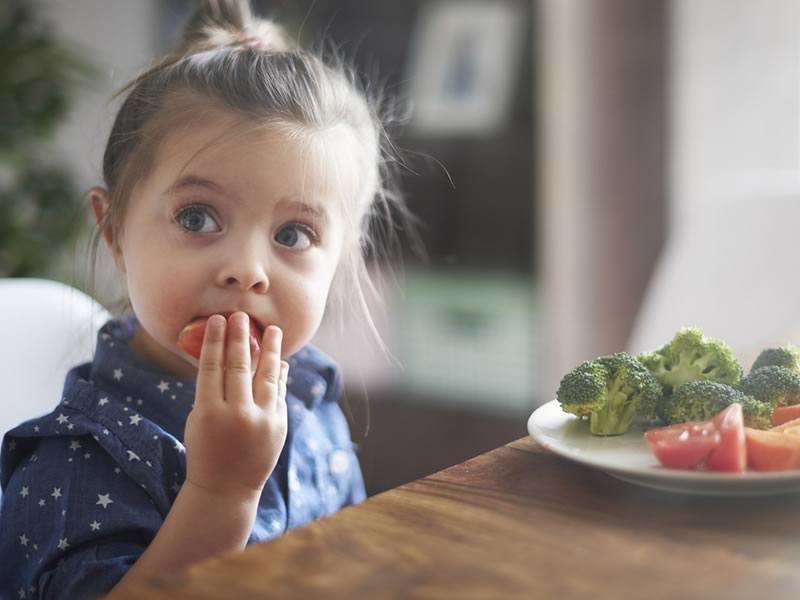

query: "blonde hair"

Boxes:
[88, 0, 419, 363]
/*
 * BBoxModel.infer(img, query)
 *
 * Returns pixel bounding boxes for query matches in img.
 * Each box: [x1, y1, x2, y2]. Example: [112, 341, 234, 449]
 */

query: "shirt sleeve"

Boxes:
[0, 433, 163, 599]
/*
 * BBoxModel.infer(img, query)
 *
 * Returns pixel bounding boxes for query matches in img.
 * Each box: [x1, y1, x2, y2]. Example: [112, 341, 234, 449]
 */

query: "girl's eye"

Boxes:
[274, 223, 315, 250]
[175, 205, 220, 233]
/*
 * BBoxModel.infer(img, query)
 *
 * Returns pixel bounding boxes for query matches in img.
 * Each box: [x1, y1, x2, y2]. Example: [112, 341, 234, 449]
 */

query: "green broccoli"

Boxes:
[557, 352, 662, 436]
[738, 365, 800, 408]
[637, 327, 743, 395]
[751, 345, 800, 374]
[667, 380, 772, 429]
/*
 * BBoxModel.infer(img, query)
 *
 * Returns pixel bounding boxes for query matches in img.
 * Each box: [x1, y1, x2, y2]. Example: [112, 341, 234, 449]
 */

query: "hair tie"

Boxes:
[234, 32, 268, 50]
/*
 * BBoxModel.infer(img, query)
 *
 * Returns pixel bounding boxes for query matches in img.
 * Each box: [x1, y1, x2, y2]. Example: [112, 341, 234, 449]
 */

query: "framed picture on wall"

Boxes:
[405, 0, 525, 137]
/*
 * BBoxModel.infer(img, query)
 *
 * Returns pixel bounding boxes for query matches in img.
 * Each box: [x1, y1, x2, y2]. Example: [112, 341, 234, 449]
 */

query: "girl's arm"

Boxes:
[108, 315, 288, 596]
[104, 481, 261, 596]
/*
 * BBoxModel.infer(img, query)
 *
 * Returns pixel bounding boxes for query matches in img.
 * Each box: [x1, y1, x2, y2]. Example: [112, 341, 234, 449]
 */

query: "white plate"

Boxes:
[527, 400, 800, 496]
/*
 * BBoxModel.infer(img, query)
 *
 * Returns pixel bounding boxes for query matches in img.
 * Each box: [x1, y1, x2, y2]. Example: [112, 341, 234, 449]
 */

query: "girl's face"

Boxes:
[93, 112, 361, 380]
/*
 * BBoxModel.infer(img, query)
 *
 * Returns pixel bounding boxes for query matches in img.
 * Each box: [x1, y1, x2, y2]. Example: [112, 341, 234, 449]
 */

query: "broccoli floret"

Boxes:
[637, 327, 742, 395]
[751, 345, 800, 374]
[667, 380, 772, 428]
[739, 366, 800, 408]
[739, 395, 774, 430]
[557, 352, 662, 436]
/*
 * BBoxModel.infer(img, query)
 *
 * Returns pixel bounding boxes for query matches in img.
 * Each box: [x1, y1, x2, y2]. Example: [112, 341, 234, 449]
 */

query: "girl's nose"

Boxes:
[216, 256, 270, 293]
[222, 272, 269, 293]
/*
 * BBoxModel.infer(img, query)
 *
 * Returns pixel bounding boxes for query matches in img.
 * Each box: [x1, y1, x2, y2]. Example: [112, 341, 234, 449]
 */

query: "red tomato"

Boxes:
[645, 421, 721, 469]
[772, 405, 800, 427]
[745, 428, 800, 471]
[706, 403, 746, 473]
[177, 317, 262, 363]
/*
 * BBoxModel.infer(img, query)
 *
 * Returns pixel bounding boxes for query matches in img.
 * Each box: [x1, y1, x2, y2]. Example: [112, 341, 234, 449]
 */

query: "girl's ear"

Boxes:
[88, 187, 126, 273]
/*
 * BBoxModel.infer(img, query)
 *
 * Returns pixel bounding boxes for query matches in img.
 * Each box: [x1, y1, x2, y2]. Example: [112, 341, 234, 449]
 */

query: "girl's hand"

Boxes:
[183, 312, 288, 502]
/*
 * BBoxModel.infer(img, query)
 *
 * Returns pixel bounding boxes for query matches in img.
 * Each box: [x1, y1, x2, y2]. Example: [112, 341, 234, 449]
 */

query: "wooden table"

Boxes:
[115, 437, 800, 599]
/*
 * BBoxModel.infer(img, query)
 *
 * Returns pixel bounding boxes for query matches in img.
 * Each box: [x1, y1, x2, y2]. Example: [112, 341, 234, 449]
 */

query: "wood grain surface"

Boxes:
[110, 437, 800, 599]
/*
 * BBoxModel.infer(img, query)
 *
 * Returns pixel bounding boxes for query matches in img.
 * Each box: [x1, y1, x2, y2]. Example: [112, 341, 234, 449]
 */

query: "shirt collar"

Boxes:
[90, 314, 197, 438]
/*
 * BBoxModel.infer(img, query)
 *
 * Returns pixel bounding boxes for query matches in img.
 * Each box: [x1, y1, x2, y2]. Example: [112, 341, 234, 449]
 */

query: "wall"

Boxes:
[36, 0, 159, 306]
[537, 0, 667, 397]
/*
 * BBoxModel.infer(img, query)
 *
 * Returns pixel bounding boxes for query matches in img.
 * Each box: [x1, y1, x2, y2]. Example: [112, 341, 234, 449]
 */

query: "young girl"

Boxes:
[0, 1, 411, 597]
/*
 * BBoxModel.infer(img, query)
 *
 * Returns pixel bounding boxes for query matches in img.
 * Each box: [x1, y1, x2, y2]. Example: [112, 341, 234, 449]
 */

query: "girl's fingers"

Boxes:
[253, 325, 283, 408]
[224, 312, 253, 406]
[195, 314, 226, 405]
[278, 361, 289, 403]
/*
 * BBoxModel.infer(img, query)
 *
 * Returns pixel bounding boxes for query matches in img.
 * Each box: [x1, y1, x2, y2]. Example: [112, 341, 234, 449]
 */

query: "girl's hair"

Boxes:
[88, 0, 419, 361]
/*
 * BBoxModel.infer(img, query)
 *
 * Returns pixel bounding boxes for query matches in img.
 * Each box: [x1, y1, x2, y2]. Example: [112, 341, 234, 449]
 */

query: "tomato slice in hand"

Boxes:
[705, 403, 746, 473]
[645, 421, 721, 469]
[177, 317, 262, 364]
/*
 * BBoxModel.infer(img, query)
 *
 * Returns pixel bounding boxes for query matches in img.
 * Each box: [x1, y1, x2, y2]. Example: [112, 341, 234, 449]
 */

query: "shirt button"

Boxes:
[329, 450, 350, 476]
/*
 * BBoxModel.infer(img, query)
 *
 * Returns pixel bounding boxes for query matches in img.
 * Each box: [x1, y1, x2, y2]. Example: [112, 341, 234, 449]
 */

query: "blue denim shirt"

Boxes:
[0, 315, 366, 599]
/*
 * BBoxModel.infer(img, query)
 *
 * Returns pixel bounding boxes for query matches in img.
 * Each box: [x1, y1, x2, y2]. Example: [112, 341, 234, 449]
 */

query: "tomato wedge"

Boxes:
[745, 428, 800, 471]
[645, 421, 721, 469]
[772, 405, 800, 427]
[177, 316, 262, 363]
[706, 403, 746, 472]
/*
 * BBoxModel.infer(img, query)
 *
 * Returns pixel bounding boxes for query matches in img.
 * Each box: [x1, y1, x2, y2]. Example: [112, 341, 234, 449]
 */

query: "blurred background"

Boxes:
[4, 0, 800, 496]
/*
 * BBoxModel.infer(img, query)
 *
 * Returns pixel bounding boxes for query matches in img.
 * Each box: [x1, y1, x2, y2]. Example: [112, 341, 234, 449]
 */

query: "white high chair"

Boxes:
[0, 278, 111, 439]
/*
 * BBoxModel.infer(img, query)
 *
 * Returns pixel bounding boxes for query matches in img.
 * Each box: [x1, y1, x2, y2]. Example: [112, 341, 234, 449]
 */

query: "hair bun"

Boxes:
[179, 0, 293, 55]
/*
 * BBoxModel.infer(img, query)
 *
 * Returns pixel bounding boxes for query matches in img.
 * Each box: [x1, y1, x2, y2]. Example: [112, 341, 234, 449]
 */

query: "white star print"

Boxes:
[38, 499, 45, 507]
[126, 396, 132, 403]
[17, 588, 25, 599]
[55, 414, 69, 425]
[174, 441, 185, 453]
[127, 450, 141, 462]
[90, 520, 101, 531]
[113, 368, 123, 381]
[84, 453, 91, 459]
[288, 467, 300, 490]
[69, 440, 82, 451]
[19, 534, 29, 546]
[51, 488, 62, 499]
[103, 429, 110, 435]
[157, 381, 170, 393]
[20, 486, 29, 498]
[67, 423, 74, 430]
[129, 414, 143, 426]
[33, 425, 39, 432]
[96, 493, 113, 509]
[57, 538, 69, 551]
[98, 397, 109, 406]
[101, 333, 110, 341]
[114, 467, 121, 474]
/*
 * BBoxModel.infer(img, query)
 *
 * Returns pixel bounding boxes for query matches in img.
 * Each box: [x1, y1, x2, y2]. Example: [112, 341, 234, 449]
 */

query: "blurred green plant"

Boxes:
[0, 2, 97, 277]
